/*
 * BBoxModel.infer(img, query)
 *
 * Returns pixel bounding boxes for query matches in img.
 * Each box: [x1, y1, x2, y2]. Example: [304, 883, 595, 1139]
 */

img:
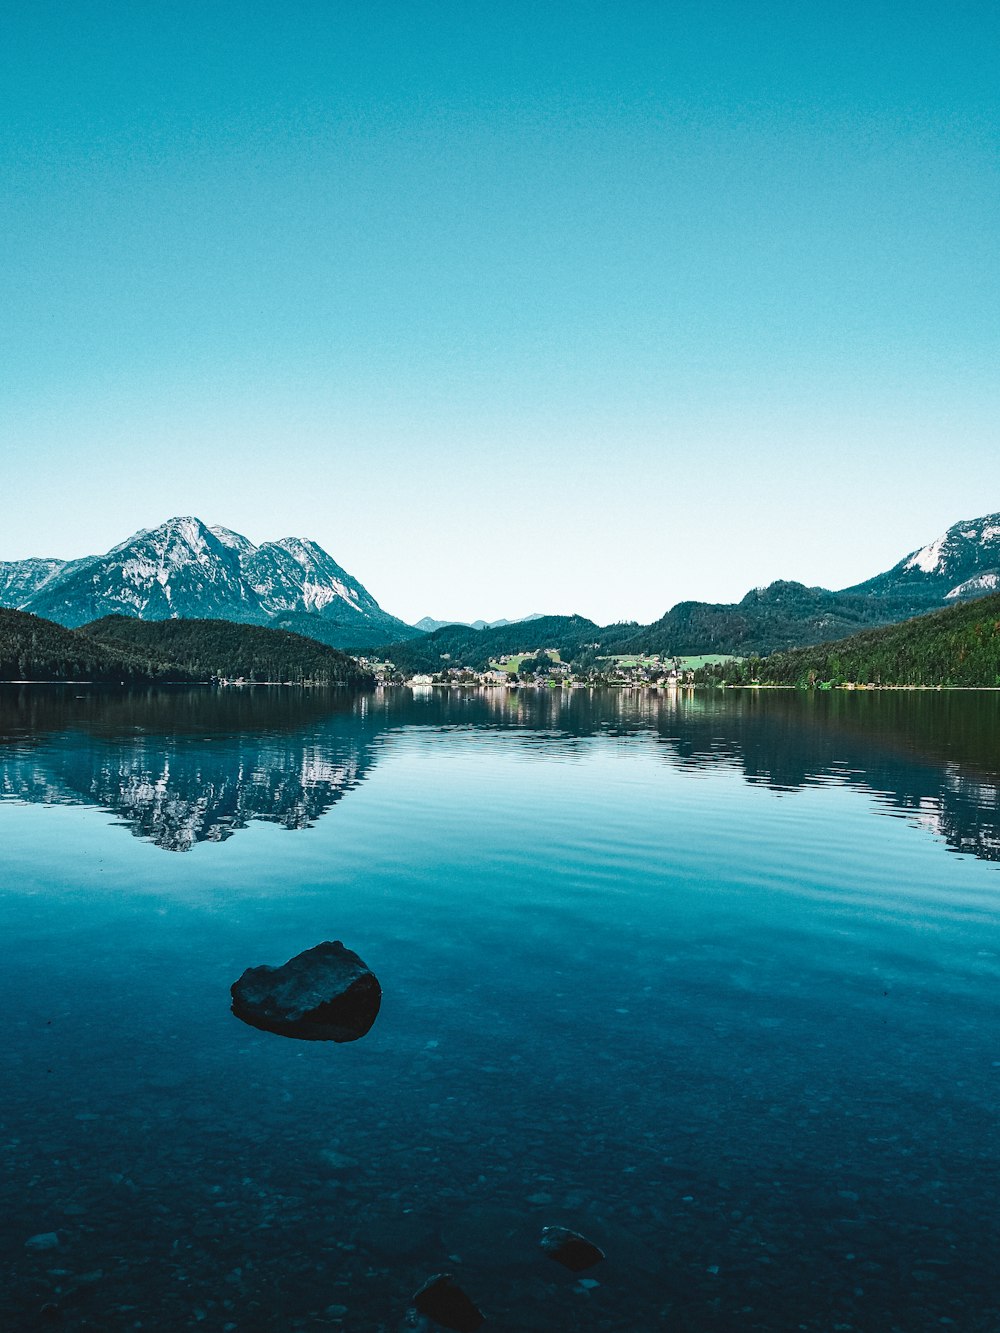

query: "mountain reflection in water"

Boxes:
[1, 684, 999, 860]
[0, 687, 374, 852]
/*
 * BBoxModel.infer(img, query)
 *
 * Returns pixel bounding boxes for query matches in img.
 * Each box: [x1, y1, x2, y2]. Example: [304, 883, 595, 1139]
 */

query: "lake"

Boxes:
[2, 685, 999, 1332]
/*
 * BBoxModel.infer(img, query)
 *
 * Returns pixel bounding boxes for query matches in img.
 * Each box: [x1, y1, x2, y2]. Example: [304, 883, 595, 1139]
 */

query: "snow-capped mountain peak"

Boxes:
[115, 515, 215, 559]
[900, 513, 1000, 580]
[2, 516, 415, 646]
[843, 511, 1000, 606]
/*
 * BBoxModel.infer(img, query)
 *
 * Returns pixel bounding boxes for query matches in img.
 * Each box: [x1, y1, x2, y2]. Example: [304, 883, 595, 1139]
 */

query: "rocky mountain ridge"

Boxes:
[844, 512, 1000, 604]
[0, 517, 416, 649]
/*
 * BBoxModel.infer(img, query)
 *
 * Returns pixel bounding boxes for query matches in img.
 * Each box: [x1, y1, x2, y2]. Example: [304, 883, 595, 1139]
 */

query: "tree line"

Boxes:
[694, 594, 1000, 688]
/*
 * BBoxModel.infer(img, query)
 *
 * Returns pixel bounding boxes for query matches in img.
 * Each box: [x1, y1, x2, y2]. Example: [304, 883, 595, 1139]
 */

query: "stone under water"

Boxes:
[411, 1273, 485, 1331]
[230, 940, 381, 1042]
[539, 1225, 606, 1271]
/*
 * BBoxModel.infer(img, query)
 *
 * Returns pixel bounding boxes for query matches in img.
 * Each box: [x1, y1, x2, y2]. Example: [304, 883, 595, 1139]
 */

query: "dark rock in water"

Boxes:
[540, 1225, 606, 1271]
[230, 941, 381, 1042]
[412, 1273, 485, 1331]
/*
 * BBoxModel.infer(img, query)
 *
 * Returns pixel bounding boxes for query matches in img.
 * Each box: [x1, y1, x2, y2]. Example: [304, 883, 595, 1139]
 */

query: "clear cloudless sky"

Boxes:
[2, 1, 998, 625]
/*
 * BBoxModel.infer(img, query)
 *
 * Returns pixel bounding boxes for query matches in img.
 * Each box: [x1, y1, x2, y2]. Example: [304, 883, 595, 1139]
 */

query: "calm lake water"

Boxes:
[2, 685, 999, 1332]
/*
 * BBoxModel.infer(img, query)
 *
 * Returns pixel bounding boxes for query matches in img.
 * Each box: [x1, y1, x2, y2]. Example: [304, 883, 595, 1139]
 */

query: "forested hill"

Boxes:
[696, 593, 1000, 688]
[82, 617, 374, 685]
[0, 608, 195, 682]
[617, 582, 929, 658]
[371, 615, 636, 673]
[0, 609, 374, 685]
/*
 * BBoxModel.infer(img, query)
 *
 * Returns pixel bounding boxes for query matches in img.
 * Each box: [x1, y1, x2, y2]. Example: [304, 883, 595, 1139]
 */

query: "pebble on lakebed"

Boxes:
[230, 940, 381, 1042]
[412, 1273, 485, 1331]
[540, 1225, 606, 1271]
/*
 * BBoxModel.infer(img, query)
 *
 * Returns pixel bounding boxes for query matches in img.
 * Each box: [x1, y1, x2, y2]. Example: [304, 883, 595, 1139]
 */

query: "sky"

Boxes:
[3, 1, 998, 626]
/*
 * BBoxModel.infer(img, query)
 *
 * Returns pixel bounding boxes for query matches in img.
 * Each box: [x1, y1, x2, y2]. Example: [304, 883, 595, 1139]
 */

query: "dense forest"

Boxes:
[83, 617, 373, 685]
[695, 593, 1000, 688]
[0, 610, 373, 686]
[0, 608, 194, 682]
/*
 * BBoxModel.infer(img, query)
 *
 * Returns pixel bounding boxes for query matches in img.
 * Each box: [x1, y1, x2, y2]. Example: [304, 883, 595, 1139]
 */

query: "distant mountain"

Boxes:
[698, 591, 1000, 688]
[0, 517, 419, 649]
[413, 612, 546, 633]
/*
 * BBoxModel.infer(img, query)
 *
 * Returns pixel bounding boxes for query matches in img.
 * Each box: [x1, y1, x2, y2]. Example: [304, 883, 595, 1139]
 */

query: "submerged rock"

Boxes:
[25, 1232, 60, 1251]
[412, 1273, 485, 1331]
[230, 941, 381, 1042]
[540, 1226, 606, 1271]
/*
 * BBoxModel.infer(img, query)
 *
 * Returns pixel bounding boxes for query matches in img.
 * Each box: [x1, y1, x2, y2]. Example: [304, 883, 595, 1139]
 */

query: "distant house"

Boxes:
[410, 673, 434, 685]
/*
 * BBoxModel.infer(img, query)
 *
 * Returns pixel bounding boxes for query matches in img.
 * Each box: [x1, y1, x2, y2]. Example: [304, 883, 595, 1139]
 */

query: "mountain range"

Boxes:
[3, 510, 1000, 659]
[413, 613, 546, 633]
[0, 516, 417, 650]
[609, 511, 1000, 658]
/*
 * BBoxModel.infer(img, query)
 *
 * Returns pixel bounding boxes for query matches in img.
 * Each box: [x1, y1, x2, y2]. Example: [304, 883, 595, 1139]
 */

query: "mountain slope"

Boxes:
[25, 518, 254, 627]
[6, 508, 1000, 660]
[844, 512, 1000, 605]
[623, 582, 923, 657]
[697, 593, 1000, 688]
[0, 557, 67, 608]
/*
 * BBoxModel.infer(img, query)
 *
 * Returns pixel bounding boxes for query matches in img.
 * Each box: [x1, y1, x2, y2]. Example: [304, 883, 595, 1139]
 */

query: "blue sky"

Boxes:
[3, 1, 998, 625]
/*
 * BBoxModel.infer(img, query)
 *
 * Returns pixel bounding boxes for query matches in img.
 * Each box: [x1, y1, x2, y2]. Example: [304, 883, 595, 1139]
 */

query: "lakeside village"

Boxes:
[355, 650, 730, 689]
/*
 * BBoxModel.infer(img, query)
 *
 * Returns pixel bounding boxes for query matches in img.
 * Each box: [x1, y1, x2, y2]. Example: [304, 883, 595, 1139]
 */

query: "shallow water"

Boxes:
[2, 685, 999, 1331]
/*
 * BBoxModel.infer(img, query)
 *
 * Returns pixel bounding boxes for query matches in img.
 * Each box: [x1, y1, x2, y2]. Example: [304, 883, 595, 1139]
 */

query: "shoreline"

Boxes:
[4, 679, 1000, 693]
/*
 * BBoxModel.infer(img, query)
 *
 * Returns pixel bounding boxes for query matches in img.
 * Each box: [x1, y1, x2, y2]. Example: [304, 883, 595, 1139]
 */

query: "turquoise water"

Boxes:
[2, 686, 999, 1331]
